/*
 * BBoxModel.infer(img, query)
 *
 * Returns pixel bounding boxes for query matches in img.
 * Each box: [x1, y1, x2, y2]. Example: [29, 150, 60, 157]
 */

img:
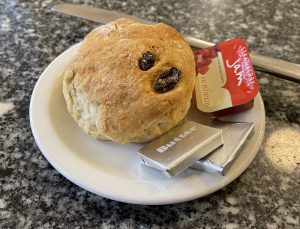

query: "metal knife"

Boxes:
[52, 4, 300, 83]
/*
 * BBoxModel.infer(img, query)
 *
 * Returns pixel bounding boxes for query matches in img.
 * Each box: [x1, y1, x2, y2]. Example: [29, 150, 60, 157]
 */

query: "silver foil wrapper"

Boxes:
[137, 121, 223, 177]
[191, 119, 255, 175]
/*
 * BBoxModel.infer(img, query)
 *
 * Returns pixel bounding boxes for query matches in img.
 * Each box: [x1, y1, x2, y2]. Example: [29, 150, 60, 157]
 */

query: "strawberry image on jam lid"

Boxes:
[194, 46, 219, 75]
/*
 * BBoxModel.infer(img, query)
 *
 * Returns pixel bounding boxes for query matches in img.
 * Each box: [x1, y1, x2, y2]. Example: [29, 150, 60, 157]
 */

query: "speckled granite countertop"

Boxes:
[1, 0, 299, 228]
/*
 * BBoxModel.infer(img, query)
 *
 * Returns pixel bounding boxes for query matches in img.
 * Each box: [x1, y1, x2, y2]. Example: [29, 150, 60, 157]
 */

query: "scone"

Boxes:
[62, 18, 196, 144]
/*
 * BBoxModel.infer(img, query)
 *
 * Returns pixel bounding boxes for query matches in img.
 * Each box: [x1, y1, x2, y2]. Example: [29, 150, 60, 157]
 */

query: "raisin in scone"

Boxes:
[62, 18, 196, 144]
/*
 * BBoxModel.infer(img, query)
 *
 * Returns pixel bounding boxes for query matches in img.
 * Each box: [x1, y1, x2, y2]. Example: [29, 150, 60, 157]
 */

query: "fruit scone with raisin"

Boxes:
[62, 18, 196, 144]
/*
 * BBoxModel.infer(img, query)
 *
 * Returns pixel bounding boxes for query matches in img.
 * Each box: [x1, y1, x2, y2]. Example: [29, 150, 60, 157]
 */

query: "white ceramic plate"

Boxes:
[30, 43, 265, 205]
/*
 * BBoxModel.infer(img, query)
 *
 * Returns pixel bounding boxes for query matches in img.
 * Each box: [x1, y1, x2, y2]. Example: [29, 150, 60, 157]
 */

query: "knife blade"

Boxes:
[52, 4, 300, 83]
[52, 3, 150, 25]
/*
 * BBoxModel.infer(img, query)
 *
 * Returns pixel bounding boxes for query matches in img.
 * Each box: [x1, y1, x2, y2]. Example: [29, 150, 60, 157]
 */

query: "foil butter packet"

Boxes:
[194, 38, 259, 113]
[137, 121, 223, 177]
[192, 119, 255, 175]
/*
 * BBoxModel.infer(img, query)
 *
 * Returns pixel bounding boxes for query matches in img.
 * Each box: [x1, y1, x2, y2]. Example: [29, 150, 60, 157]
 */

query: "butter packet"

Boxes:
[191, 119, 255, 175]
[137, 121, 223, 177]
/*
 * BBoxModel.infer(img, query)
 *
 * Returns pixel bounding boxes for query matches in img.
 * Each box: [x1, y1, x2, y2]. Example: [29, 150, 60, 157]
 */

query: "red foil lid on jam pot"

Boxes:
[194, 38, 259, 113]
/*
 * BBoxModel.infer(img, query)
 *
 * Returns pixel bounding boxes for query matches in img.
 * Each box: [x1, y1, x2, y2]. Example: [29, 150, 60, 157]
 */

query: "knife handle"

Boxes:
[250, 53, 300, 83]
[185, 35, 300, 83]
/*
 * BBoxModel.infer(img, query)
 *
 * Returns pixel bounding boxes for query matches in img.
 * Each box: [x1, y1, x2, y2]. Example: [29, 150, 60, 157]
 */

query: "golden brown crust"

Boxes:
[62, 18, 196, 143]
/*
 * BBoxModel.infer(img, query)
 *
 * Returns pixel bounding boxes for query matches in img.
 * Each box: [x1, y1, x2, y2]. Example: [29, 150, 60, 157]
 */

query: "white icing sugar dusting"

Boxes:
[0, 102, 14, 116]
